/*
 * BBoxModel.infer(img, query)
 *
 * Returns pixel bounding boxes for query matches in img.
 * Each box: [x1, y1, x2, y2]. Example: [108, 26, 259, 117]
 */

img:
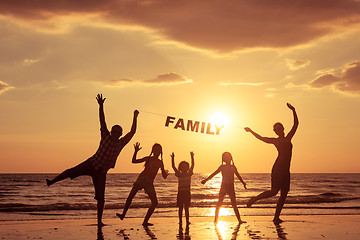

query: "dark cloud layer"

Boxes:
[310, 61, 360, 94]
[1, 0, 360, 52]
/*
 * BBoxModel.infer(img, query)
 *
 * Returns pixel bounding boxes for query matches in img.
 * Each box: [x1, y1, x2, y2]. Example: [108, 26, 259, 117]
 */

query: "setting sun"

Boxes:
[210, 112, 229, 127]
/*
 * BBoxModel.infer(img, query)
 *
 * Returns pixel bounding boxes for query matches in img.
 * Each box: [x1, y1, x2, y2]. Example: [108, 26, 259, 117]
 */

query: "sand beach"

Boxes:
[1, 215, 360, 240]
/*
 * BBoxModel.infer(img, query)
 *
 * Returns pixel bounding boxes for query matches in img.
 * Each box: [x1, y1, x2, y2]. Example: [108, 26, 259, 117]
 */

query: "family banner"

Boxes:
[140, 110, 234, 135]
[165, 116, 224, 135]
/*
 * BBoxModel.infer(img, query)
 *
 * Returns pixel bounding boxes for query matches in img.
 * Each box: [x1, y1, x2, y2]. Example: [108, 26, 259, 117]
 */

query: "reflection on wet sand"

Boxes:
[118, 228, 130, 239]
[144, 226, 157, 239]
[177, 223, 191, 240]
[245, 225, 263, 239]
[245, 221, 288, 239]
[274, 223, 287, 239]
[215, 222, 242, 240]
[97, 227, 104, 240]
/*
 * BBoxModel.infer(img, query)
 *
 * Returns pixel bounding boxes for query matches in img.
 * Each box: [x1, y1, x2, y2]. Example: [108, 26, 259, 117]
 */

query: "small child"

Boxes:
[201, 152, 247, 224]
[171, 151, 195, 226]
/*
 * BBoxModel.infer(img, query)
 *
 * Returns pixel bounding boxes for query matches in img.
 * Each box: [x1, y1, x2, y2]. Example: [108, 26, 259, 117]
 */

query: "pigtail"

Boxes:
[144, 147, 154, 168]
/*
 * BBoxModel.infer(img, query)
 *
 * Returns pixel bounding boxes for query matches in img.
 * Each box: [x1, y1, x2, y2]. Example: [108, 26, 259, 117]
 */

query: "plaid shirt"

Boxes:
[90, 127, 128, 173]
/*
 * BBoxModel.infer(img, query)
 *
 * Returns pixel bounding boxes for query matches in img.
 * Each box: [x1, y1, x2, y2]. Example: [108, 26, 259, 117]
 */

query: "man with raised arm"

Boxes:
[46, 94, 139, 228]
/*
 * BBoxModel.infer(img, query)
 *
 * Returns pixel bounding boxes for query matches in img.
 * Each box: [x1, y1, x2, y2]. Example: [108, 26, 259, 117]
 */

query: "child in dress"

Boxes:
[116, 142, 169, 226]
[201, 152, 247, 224]
[171, 152, 195, 226]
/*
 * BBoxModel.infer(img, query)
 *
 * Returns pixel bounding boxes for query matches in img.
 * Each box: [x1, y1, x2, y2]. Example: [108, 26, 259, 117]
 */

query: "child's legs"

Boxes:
[122, 184, 141, 217]
[178, 205, 184, 223]
[215, 192, 226, 222]
[229, 192, 241, 221]
[184, 205, 190, 224]
[143, 186, 158, 224]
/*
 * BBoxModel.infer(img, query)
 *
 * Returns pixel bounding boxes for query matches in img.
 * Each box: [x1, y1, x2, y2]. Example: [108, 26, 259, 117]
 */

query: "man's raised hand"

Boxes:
[96, 94, 106, 105]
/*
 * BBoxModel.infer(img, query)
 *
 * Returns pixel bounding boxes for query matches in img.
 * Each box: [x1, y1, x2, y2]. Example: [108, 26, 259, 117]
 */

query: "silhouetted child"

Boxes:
[201, 152, 247, 224]
[171, 151, 195, 226]
[116, 142, 169, 226]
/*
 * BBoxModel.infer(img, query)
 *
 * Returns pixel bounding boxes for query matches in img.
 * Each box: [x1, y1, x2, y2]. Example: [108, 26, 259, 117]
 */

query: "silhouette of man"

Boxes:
[46, 94, 139, 228]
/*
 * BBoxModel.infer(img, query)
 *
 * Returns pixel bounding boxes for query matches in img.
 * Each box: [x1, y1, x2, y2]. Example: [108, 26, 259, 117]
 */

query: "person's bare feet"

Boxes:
[46, 179, 52, 186]
[98, 221, 105, 228]
[273, 218, 283, 224]
[116, 213, 124, 220]
[142, 222, 154, 226]
[238, 220, 247, 224]
[247, 197, 255, 208]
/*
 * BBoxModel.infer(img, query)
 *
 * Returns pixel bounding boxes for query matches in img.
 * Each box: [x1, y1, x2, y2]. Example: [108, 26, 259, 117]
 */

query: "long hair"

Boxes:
[222, 152, 234, 165]
[145, 143, 163, 167]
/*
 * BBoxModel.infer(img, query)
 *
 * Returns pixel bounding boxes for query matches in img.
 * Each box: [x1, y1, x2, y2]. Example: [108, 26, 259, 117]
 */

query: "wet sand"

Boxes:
[1, 215, 360, 239]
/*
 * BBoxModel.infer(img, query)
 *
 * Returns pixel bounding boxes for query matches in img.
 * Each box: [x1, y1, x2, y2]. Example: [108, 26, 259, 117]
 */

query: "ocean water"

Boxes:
[0, 173, 359, 221]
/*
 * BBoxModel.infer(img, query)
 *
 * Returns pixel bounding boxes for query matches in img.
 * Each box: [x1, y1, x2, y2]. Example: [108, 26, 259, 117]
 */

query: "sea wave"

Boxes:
[1, 192, 359, 212]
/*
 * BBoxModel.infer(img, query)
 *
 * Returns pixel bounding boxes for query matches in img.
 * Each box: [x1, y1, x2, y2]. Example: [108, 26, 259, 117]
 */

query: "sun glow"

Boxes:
[210, 112, 229, 127]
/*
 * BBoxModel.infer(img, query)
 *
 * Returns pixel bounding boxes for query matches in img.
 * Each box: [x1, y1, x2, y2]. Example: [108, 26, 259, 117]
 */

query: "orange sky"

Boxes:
[0, 0, 360, 173]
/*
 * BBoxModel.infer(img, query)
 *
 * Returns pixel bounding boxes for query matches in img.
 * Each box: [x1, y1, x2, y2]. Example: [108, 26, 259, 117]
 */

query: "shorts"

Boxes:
[133, 175, 156, 196]
[219, 183, 235, 196]
[177, 190, 191, 207]
[271, 168, 290, 192]
[67, 158, 106, 202]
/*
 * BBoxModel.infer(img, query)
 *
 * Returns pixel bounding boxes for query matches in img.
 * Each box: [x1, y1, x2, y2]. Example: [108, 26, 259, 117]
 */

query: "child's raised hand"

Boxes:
[170, 152, 175, 159]
[190, 151, 194, 157]
[134, 142, 142, 152]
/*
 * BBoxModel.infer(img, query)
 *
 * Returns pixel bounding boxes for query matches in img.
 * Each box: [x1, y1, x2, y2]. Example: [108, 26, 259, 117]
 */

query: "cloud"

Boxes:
[220, 82, 265, 86]
[309, 61, 360, 94]
[1, 0, 360, 52]
[0, 81, 13, 93]
[286, 59, 310, 70]
[105, 73, 192, 87]
[0, 19, 179, 88]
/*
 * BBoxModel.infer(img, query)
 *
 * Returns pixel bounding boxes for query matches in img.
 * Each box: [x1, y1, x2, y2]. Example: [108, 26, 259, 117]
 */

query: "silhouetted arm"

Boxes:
[234, 168, 247, 189]
[96, 94, 108, 131]
[121, 110, 139, 144]
[286, 103, 298, 139]
[160, 160, 169, 179]
[171, 153, 180, 174]
[201, 167, 221, 184]
[244, 127, 275, 144]
[189, 152, 195, 172]
[132, 142, 146, 163]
